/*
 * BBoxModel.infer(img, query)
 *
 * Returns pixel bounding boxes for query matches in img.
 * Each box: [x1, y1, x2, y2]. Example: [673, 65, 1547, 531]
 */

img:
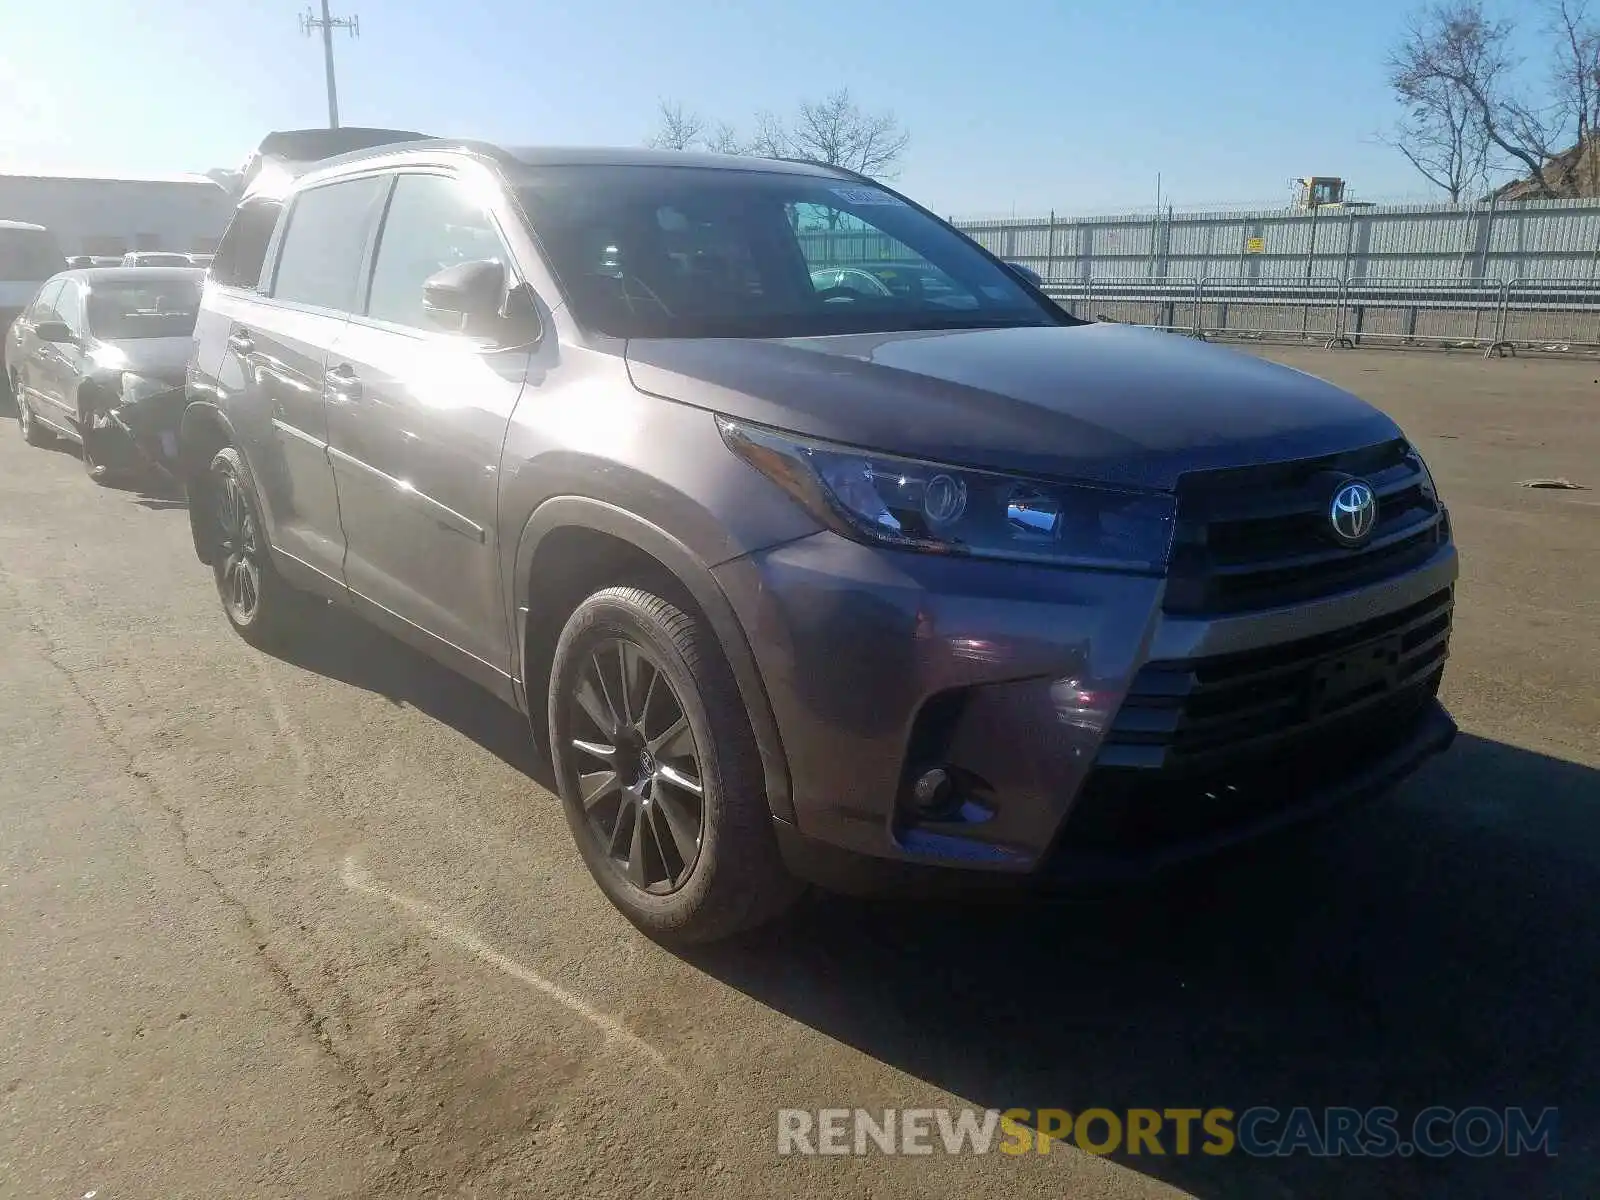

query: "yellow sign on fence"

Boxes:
[1245, 237, 1266, 254]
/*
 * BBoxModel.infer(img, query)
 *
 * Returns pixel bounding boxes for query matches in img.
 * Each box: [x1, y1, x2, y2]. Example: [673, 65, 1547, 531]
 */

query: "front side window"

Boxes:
[365, 173, 505, 330]
[515, 166, 1057, 339]
[86, 275, 203, 339]
[271, 175, 388, 312]
[28, 280, 64, 322]
[54, 281, 84, 335]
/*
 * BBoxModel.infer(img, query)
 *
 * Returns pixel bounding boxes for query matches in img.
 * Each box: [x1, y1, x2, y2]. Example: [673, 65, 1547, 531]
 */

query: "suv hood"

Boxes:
[625, 324, 1401, 490]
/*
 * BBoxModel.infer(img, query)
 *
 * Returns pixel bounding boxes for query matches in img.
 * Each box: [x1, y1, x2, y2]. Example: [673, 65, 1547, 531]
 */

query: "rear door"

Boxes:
[236, 174, 388, 586]
[325, 169, 531, 678]
[12, 280, 62, 423]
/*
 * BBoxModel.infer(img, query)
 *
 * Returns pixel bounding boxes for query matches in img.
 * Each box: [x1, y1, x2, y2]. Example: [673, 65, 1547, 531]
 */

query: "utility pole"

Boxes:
[301, 2, 359, 129]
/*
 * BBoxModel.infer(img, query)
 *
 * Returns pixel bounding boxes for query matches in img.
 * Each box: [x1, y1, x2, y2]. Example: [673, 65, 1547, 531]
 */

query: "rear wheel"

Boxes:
[207, 446, 301, 647]
[548, 586, 802, 943]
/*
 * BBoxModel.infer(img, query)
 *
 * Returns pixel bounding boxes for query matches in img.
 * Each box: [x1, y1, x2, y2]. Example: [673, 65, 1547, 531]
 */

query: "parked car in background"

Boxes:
[91, 256, 123, 267]
[122, 251, 193, 268]
[67, 255, 97, 269]
[0, 221, 67, 377]
[7, 267, 202, 479]
[179, 143, 1457, 943]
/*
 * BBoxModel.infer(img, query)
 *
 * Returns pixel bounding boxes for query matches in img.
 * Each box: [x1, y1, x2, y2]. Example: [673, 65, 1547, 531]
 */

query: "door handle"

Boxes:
[227, 329, 255, 354]
[325, 363, 362, 401]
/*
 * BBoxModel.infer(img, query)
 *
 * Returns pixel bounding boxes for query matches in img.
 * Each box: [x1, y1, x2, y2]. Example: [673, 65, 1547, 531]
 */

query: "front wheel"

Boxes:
[207, 446, 301, 647]
[548, 586, 802, 943]
[15, 384, 49, 447]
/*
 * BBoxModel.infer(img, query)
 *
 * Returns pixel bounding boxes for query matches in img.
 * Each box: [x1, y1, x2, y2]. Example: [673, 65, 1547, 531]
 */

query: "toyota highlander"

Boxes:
[178, 142, 1457, 942]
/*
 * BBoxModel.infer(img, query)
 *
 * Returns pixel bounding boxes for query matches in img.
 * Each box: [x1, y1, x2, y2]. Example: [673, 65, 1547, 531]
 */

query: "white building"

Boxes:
[0, 172, 234, 257]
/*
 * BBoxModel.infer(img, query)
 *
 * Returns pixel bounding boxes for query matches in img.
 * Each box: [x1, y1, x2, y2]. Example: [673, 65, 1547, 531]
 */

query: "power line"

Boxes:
[300, 2, 359, 129]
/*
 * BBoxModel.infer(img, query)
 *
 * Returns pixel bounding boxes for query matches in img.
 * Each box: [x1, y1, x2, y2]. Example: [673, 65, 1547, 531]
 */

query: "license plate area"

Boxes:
[1310, 634, 1401, 717]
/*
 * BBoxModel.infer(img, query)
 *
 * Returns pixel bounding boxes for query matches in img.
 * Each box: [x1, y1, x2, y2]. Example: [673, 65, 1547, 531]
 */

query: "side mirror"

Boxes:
[1005, 261, 1044, 287]
[422, 258, 508, 337]
[35, 320, 76, 343]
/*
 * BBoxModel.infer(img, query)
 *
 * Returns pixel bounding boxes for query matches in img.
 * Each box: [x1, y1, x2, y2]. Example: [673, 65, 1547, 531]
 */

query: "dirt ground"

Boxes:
[0, 346, 1595, 1199]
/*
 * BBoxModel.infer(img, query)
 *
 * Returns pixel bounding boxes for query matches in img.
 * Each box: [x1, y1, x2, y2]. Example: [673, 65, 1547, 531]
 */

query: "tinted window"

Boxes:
[210, 196, 283, 289]
[515, 167, 1056, 339]
[271, 176, 388, 311]
[86, 275, 203, 339]
[0, 228, 66, 281]
[55, 281, 84, 334]
[366, 174, 506, 329]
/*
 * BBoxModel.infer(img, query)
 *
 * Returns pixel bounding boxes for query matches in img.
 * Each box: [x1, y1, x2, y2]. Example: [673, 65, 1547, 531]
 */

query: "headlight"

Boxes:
[719, 418, 1176, 571]
[119, 373, 172, 408]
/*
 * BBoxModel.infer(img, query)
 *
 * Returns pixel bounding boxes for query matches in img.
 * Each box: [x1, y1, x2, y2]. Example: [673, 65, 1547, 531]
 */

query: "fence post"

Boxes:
[1193, 277, 1205, 338]
[1045, 210, 1056, 283]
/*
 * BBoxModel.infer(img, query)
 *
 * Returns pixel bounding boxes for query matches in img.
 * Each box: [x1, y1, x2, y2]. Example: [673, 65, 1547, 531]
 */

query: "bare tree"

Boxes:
[705, 122, 747, 154]
[787, 89, 910, 178]
[1389, 1, 1600, 198]
[745, 110, 791, 158]
[1379, 74, 1496, 200]
[646, 100, 707, 151]
[643, 90, 911, 180]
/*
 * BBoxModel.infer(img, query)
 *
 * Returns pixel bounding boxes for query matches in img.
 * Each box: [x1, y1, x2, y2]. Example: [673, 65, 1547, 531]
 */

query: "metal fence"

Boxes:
[955, 197, 1600, 284]
[1043, 276, 1600, 355]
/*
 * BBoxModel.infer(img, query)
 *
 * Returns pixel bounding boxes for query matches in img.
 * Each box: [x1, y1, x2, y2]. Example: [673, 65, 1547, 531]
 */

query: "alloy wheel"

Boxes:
[566, 637, 705, 894]
[215, 470, 262, 625]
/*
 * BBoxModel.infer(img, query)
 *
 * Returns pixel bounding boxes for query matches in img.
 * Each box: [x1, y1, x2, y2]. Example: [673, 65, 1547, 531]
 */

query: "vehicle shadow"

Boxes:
[257, 604, 1593, 1196]
[264, 601, 548, 783]
[686, 736, 1598, 1199]
[31, 433, 185, 507]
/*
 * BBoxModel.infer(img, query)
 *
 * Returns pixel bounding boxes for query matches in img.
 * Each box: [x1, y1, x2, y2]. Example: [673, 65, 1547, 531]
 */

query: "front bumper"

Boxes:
[712, 531, 1459, 887]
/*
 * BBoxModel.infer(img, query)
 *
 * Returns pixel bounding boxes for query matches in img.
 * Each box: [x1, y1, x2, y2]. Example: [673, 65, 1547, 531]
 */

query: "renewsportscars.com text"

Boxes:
[776, 1106, 1558, 1158]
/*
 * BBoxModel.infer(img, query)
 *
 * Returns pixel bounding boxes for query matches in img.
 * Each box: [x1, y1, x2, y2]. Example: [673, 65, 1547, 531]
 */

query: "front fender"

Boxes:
[178, 401, 244, 565]
[513, 496, 795, 824]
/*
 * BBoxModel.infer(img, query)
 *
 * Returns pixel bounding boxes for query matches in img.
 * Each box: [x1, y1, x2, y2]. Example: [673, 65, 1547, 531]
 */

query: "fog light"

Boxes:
[909, 767, 955, 817]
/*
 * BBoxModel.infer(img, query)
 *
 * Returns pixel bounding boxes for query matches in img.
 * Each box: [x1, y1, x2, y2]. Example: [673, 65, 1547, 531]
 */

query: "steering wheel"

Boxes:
[814, 285, 868, 303]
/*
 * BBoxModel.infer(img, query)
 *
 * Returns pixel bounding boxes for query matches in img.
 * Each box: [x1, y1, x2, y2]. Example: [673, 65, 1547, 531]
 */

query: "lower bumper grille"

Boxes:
[1063, 588, 1453, 850]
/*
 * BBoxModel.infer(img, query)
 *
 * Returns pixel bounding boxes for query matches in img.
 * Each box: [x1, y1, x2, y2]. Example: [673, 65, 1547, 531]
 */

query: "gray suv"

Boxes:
[180, 142, 1457, 942]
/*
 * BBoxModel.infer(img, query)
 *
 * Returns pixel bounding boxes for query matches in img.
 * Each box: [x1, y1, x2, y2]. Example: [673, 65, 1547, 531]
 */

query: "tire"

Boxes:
[82, 424, 113, 484]
[206, 445, 301, 647]
[15, 383, 49, 447]
[548, 586, 802, 943]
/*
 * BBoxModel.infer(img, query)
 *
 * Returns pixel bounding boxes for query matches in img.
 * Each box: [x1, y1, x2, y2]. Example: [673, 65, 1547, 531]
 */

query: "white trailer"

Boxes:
[0, 172, 234, 258]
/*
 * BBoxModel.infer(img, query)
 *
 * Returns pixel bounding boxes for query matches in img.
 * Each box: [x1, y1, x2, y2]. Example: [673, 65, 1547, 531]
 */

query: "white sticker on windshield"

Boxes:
[830, 186, 903, 206]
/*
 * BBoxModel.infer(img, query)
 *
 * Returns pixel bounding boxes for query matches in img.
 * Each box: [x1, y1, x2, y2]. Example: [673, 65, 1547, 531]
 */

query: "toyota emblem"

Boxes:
[1329, 479, 1378, 547]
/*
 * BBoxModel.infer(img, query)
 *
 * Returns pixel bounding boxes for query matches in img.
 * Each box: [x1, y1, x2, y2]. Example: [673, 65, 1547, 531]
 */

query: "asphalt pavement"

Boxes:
[1, 346, 1595, 1199]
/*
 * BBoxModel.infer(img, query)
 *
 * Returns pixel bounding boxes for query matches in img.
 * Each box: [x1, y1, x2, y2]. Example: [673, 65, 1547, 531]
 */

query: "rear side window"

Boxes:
[210, 197, 284, 289]
[271, 176, 389, 312]
[365, 173, 507, 330]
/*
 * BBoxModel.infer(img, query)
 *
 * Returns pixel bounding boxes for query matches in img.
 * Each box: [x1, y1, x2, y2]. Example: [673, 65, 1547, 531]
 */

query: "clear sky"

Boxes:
[0, 0, 1484, 216]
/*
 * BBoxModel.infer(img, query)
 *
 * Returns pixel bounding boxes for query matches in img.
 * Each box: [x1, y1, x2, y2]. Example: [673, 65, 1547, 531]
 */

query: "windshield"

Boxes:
[0, 228, 66, 281]
[130, 253, 193, 267]
[86, 276, 202, 339]
[515, 166, 1059, 339]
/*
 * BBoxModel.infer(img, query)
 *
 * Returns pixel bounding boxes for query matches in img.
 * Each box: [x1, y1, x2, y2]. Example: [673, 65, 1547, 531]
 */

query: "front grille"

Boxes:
[1061, 589, 1452, 850]
[1164, 439, 1446, 614]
